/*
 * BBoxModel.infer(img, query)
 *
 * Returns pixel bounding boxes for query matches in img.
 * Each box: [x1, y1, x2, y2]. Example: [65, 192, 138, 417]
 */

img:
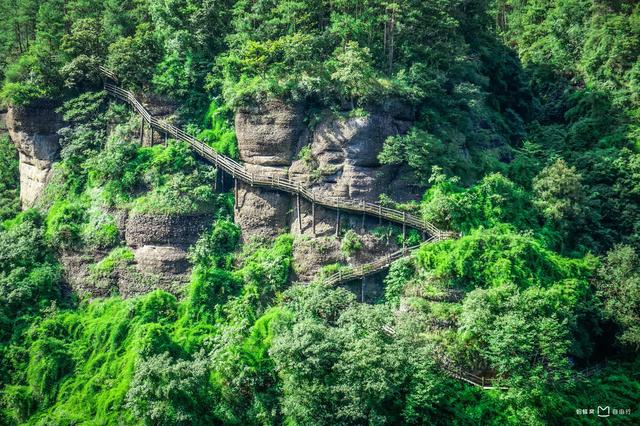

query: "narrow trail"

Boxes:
[98, 69, 603, 391]
[98, 71, 516, 390]
[99, 68, 457, 286]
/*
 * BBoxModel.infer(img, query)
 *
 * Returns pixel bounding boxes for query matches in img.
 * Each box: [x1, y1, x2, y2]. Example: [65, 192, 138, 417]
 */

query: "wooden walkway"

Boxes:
[99, 68, 458, 286]
[322, 236, 445, 286]
[98, 70, 604, 391]
[99, 68, 455, 240]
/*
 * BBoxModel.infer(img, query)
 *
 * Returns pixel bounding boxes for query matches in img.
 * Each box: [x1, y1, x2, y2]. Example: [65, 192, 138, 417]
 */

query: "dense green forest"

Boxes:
[0, 0, 639, 424]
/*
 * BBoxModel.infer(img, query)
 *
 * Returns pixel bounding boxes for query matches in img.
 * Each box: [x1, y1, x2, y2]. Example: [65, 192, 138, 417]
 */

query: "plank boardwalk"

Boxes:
[100, 69, 601, 391]
[99, 68, 457, 286]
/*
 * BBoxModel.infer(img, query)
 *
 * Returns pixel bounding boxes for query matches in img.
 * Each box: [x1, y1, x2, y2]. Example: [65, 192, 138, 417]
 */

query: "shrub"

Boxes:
[126, 352, 214, 425]
[384, 257, 416, 306]
[91, 247, 134, 279]
[45, 199, 88, 250]
[340, 230, 363, 257]
[188, 220, 240, 270]
[0, 136, 19, 221]
[198, 100, 238, 159]
[81, 210, 120, 250]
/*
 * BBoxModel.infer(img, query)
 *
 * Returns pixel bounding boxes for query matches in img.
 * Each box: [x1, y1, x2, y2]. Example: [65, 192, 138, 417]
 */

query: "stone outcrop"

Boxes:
[234, 102, 306, 241]
[0, 108, 8, 135]
[291, 233, 400, 283]
[235, 101, 306, 166]
[289, 110, 414, 203]
[234, 164, 291, 240]
[234, 101, 416, 241]
[60, 211, 215, 298]
[139, 93, 180, 147]
[234, 100, 415, 289]
[124, 213, 213, 248]
[122, 212, 214, 296]
[5, 102, 63, 207]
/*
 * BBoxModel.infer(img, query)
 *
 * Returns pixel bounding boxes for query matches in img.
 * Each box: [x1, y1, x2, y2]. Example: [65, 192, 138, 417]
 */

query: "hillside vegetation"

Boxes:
[0, 0, 639, 424]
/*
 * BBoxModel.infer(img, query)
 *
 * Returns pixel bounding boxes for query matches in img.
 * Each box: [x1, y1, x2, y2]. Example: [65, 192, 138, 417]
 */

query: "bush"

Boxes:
[81, 209, 120, 250]
[189, 220, 240, 270]
[91, 247, 134, 278]
[384, 257, 416, 306]
[416, 226, 596, 291]
[126, 352, 214, 426]
[45, 199, 88, 250]
[198, 100, 238, 159]
[2, 385, 36, 424]
[340, 230, 363, 257]
[0, 136, 19, 221]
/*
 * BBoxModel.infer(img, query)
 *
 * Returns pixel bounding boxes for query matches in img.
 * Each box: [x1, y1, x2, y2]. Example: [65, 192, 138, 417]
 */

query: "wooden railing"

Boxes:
[99, 68, 459, 287]
[99, 68, 456, 240]
[322, 236, 443, 286]
[383, 325, 605, 390]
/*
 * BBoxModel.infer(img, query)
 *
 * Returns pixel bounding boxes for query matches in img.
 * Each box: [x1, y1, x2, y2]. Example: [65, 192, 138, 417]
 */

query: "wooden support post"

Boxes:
[402, 212, 406, 248]
[378, 205, 382, 225]
[139, 116, 144, 145]
[361, 277, 365, 303]
[297, 194, 302, 233]
[214, 168, 217, 192]
[221, 170, 225, 191]
[311, 201, 316, 236]
[164, 132, 168, 146]
[234, 178, 238, 210]
[336, 209, 341, 237]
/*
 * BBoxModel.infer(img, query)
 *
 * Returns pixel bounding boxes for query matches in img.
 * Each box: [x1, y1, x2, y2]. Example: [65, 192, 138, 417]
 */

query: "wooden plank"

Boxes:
[102, 77, 451, 238]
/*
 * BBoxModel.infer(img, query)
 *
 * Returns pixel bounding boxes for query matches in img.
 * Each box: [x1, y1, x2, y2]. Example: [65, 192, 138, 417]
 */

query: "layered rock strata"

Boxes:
[5, 102, 62, 207]
[235, 100, 415, 281]
[60, 211, 214, 298]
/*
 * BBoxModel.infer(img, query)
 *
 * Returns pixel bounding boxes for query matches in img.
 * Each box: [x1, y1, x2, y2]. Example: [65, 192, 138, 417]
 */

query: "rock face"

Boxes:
[234, 102, 306, 241]
[235, 101, 306, 166]
[60, 211, 214, 298]
[289, 110, 414, 203]
[5, 103, 62, 207]
[234, 100, 415, 285]
[125, 213, 213, 247]
[123, 212, 214, 296]
[234, 102, 415, 239]
[291, 233, 400, 283]
[0, 108, 8, 134]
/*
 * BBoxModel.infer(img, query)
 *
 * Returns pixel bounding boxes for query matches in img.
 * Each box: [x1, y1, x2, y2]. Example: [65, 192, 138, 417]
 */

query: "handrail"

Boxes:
[99, 73, 456, 240]
[382, 326, 604, 390]
[322, 236, 440, 286]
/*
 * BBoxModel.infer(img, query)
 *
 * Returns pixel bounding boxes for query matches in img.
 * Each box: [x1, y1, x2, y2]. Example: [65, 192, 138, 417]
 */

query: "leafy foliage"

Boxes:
[596, 245, 640, 350]
[0, 1, 639, 425]
[0, 135, 19, 221]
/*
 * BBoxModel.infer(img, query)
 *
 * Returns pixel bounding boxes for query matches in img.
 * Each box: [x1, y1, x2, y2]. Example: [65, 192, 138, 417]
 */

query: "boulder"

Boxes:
[289, 111, 415, 204]
[234, 166, 292, 241]
[124, 245, 191, 297]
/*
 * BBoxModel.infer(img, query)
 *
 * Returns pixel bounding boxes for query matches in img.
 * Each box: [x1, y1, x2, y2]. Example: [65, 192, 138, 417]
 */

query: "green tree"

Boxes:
[0, 135, 19, 220]
[126, 352, 215, 426]
[106, 25, 161, 88]
[597, 245, 640, 350]
[532, 158, 591, 244]
[328, 41, 381, 108]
